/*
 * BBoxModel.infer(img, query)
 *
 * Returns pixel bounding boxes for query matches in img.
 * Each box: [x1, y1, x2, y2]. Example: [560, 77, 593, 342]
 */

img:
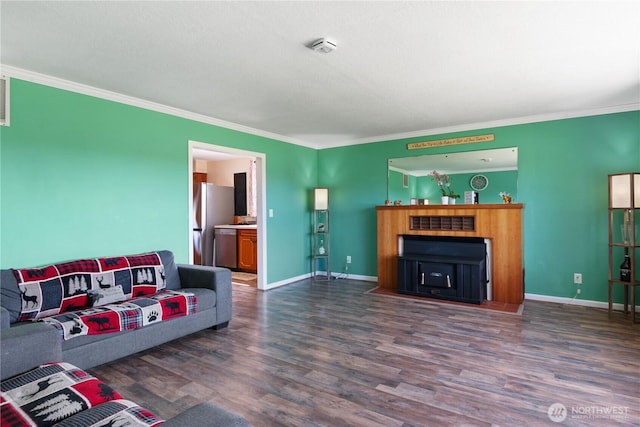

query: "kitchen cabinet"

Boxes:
[238, 228, 257, 273]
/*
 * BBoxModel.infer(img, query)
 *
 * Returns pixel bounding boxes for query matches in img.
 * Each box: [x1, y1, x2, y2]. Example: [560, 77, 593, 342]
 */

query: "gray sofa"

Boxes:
[1, 250, 232, 374]
[1, 250, 250, 426]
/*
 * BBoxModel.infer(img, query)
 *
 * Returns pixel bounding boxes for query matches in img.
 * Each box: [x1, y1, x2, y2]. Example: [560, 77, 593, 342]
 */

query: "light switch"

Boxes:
[269, 209, 274, 217]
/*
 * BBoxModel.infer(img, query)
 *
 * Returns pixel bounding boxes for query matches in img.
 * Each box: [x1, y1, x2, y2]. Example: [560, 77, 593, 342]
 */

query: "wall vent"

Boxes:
[0, 76, 9, 127]
[409, 215, 476, 231]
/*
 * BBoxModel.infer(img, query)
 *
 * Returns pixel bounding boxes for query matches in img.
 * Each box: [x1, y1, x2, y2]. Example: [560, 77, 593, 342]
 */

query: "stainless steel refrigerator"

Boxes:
[192, 183, 235, 266]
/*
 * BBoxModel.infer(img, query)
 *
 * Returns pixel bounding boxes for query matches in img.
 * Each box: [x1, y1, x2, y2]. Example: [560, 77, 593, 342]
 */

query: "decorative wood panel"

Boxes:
[409, 215, 475, 231]
[377, 204, 524, 304]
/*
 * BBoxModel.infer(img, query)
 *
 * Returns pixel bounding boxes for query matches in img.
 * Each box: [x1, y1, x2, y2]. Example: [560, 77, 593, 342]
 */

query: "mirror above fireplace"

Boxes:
[387, 147, 518, 205]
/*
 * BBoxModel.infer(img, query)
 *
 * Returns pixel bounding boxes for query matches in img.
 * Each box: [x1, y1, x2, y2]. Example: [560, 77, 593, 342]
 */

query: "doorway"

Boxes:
[188, 141, 267, 291]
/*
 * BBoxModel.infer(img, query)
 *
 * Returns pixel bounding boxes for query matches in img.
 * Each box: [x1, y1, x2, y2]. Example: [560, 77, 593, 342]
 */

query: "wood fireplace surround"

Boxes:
[376, 204, 524, 305]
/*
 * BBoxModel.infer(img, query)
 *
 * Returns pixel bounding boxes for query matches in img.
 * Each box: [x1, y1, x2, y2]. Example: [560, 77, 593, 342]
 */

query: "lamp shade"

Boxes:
[314, 187, 329, 210]
[609, 173, 640, 208]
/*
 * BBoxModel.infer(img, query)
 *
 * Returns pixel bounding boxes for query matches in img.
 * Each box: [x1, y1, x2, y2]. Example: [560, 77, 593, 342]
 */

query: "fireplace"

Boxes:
[397, 235, 487, 304]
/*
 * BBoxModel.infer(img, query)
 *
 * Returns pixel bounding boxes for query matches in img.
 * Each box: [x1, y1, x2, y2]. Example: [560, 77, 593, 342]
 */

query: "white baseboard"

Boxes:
[265, 280, 637, 312]
[263, 283, 636, 311]
[262, 272, 378, 290]
[525, 293, 640, 311]
[263, 273, 312, 290]
[334, 273, 377, 282]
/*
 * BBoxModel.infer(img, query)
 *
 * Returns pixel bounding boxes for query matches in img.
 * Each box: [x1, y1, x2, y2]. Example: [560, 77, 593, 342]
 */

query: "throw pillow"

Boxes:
[87, 285, 126, 307]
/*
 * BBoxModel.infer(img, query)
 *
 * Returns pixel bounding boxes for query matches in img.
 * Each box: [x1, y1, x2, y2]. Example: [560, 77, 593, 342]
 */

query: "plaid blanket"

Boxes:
[13, 252, 166, 321]
[42, 290, 197, 341]
[1, 363, 164, 427]
[0, 362, 122, 426]
[54, 399, 164, 427]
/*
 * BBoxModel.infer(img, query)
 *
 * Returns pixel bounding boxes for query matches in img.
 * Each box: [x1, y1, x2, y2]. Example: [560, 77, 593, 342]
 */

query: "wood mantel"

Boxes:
[376, 204, 524, 304]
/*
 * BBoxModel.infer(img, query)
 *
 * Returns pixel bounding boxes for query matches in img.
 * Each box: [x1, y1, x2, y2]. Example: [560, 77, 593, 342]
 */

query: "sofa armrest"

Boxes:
[163, 402, 250, 427]
[0, 322, 62, 380]
[177, 265, 231, 291]
[177, 264, 232, 325]
[1, 307, 10, 330]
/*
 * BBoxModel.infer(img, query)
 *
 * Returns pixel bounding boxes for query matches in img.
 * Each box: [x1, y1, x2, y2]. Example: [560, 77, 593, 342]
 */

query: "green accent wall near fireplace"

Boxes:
[317, 111, 639, 303]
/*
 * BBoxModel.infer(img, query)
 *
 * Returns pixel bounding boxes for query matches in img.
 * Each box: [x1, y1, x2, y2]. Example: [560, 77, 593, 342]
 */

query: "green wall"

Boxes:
[0, 79, 317, 285]
[2, 78, 638, 304]
[444, 170, 517, 204]
[318, 111, 640, 303]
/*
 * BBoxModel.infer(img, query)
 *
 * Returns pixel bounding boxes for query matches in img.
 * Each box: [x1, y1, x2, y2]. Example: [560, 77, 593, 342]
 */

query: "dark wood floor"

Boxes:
[90, 279, 640, 426]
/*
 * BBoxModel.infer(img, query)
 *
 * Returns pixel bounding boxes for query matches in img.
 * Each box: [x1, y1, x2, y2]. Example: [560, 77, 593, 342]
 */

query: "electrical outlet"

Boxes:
[346, 256, 352, 264]
[574, 273, 582, 285]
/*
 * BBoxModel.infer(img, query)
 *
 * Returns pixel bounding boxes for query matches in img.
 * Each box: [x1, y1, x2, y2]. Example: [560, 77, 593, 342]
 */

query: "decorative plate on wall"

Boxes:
[470, 174, 489, 191]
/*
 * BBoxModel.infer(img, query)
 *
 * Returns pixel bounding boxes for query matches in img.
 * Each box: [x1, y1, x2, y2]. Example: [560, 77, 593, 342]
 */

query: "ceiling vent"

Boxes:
[311, 38, 337, 54]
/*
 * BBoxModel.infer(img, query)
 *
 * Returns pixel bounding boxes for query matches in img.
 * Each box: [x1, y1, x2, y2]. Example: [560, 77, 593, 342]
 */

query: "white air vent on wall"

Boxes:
[0, 76, 9, 127]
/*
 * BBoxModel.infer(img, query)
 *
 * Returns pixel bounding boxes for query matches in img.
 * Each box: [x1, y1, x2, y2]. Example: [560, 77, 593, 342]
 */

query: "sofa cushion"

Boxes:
[0, 362, 122, 426]
[184, 287, 216, 311]
[163, 402, 251, 427]
[11, 252, 167, 321]
[59, 288, 215, 352]
[43, 290, 197, 341]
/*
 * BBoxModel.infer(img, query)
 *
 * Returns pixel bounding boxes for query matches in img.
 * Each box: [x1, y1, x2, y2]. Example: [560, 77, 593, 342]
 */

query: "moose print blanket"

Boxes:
[0, 362, 122, 426]
[42, 290, 197, 341]
[13, 252, 167, 322]
[1, 363, 164, 427]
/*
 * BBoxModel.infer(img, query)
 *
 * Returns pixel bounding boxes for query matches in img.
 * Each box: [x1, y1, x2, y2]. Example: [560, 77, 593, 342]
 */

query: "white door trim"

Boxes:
[188, 140, 267, 290]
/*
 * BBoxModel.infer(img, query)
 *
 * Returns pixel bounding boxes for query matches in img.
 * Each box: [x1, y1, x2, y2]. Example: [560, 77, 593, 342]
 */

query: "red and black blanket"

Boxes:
[13, 252, 167, 322]
[1, 362, 164, 426]
[42, 290, 197, 341]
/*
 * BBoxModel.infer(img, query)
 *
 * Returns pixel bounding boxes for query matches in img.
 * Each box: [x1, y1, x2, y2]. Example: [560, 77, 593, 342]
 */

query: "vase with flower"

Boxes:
[448, 190, 460, 204]
[432, 170, 459, 204]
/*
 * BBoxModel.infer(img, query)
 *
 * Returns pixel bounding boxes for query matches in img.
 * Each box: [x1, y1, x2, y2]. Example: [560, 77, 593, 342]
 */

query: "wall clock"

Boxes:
[470, 174, 488, 191]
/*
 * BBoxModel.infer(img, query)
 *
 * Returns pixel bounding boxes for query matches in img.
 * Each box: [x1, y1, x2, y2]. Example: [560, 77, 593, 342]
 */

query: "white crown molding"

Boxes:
[0, 64, 315, 149]
[2, 64, 638, 151]
[321, 103, 640, 149]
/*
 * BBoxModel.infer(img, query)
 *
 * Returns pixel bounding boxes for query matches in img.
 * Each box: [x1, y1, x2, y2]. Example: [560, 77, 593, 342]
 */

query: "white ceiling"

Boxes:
[1, 1, 639, 149]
